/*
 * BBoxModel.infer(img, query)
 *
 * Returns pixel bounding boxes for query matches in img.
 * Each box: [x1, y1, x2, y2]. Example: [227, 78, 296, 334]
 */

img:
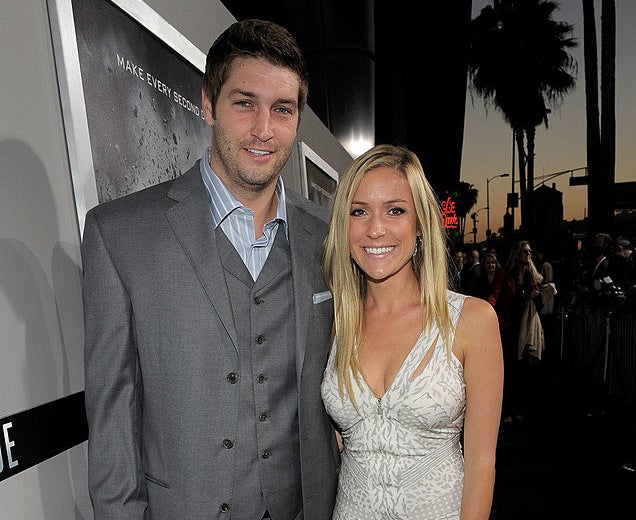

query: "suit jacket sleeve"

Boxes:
[82, 208, 148, 519]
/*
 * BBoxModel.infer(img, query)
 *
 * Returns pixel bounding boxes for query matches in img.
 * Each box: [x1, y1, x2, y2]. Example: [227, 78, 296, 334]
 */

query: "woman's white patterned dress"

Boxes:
[321, 291, 467, 520]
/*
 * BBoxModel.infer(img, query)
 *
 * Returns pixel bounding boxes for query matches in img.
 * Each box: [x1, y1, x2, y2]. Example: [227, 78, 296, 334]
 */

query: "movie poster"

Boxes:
[72, 0, 209, 203]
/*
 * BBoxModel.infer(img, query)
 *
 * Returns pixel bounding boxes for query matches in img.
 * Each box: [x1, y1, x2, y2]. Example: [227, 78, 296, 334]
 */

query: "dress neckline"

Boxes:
[357, 328, 437, 400]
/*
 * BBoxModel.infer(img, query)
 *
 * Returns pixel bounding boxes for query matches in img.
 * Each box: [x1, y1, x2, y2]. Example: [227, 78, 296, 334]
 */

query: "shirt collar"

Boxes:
[199, 148, 288, 234]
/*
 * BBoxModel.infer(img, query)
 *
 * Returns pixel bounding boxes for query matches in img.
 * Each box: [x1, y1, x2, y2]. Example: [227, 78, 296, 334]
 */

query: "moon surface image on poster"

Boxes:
[72, 0, 209, 203]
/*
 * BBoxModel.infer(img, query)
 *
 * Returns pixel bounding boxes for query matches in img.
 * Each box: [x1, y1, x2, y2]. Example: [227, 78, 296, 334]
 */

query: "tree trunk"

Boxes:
[582, 0, 602, 234]
[525, 125, 536, 242]
[600, 0, 616, 232]
[515, 127, 527, 236]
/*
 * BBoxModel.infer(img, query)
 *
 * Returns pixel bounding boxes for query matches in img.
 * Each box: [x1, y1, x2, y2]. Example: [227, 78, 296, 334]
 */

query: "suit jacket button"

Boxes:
[226, 372, 238, 384]
[256, 334, 265, 344]
[254, 296, 263, 305]
[262, 449, 271, 459]
[220, 503, 230, 513]
[223, 439, 234, 449]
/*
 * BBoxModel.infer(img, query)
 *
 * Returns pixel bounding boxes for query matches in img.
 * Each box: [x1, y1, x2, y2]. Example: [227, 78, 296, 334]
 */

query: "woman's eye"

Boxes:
[350, 208, 365, 217]
[388, 206, 405, 215]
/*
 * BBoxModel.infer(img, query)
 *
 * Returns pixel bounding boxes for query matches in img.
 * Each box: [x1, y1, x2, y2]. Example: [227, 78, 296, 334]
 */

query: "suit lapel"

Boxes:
[165, 165, 239, 350]
[287, 199, 319, 380]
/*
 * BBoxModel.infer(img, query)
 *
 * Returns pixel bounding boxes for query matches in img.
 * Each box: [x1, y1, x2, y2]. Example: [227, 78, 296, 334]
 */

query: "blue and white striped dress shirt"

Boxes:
[199, 148, 288, 281]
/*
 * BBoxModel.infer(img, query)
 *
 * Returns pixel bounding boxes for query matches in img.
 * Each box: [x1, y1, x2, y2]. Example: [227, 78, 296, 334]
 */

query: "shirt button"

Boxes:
[220, 503, 230, 513]
[226, 372, 238, 384]
[262, 449, 271, 459]
[257, 374, 266, 384]
[258, 412, 268, 422]
[223, 439, 234, 449]
[254, 296, 263, 305]
[256, 334, 265, 344]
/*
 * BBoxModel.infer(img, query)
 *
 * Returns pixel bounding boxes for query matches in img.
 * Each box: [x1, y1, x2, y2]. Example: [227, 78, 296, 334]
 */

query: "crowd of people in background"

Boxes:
[450, 230, 635, 425]
[562, 231, 635, 312]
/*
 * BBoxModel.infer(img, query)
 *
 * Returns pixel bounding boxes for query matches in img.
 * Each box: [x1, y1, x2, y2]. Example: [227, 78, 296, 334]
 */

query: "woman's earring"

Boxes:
[413, 236, 422, 258]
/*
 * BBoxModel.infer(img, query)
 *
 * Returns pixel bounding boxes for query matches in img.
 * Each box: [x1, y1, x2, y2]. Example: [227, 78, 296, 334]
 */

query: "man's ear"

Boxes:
[201, 87, 213, 125]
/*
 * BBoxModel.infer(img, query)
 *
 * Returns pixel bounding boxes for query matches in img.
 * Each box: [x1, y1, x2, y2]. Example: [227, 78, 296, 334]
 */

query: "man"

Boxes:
[451, 249, 465, 293]
[462, 247, 481, 296]
[82, 19, 339, 520]
[589, 244, 611, 289]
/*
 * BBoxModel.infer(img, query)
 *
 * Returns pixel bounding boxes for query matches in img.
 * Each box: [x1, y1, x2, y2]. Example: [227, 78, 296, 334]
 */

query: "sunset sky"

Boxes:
[461, 0, 635, 242]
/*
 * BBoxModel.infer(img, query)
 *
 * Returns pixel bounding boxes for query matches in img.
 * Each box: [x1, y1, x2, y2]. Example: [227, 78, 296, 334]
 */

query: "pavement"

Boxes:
[490, 352, 636, 519]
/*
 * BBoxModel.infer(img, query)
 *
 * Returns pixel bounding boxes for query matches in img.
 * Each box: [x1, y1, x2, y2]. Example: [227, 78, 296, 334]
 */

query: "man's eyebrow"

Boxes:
[227, 89, 297, 107]
[227, 88, 255, 98]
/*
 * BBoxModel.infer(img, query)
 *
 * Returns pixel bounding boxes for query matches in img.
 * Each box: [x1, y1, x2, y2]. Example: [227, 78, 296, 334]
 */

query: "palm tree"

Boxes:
[599, 0, 616, 233]
[583, 0, 615, 235]
[453, 181, 479, 243]
[468, 0, 577, 241]
[582, 0, 602, 233]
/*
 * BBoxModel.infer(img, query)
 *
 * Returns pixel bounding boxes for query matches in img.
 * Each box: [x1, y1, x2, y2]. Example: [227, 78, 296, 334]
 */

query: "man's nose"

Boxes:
[252, 108, 274, 142]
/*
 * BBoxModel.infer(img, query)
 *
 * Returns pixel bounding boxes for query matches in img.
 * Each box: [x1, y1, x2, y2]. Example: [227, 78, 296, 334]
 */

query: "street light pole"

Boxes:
[470, 207, 487, 243]
[486, 172, 510, 238]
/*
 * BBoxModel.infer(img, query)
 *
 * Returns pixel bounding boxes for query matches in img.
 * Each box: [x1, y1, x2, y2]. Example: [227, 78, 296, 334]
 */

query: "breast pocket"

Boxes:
[312, 298, 334, 319]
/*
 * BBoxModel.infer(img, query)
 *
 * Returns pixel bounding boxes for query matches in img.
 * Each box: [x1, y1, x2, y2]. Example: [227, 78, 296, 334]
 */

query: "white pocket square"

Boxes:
[312, 291, 333, 304]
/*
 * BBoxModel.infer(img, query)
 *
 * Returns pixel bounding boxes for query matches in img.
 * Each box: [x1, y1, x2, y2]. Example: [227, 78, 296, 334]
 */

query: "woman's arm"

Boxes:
[454, 296, 504, 520]
[328, 323, 345, 453]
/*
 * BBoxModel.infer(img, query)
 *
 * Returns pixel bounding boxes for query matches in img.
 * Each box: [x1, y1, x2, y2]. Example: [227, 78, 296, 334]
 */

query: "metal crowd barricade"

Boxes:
[560, 294, 636, 406]
[608, 308, 636, 405]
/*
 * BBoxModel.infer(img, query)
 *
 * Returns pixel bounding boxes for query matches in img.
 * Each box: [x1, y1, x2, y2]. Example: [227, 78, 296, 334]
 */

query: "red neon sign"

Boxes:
[441, 196, 459, 229]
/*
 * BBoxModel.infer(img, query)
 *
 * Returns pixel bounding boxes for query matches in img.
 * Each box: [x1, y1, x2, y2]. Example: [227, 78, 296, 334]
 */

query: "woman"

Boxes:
[495, 241, 544, 423]
[472, 252, 504, 307]
[321, 144, 503, 519]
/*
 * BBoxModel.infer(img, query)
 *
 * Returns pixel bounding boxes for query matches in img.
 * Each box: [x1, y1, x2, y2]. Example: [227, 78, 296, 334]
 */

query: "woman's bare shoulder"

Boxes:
[459, 294, 498, 324]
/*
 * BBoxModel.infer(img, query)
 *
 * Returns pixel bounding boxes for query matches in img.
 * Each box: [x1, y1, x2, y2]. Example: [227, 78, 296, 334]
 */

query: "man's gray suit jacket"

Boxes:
[82, 162, 340, 519]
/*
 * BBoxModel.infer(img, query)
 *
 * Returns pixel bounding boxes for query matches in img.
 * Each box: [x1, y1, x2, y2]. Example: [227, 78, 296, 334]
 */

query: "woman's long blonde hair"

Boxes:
[503, 240, 543, 284]
[321, 144, 453, 406]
